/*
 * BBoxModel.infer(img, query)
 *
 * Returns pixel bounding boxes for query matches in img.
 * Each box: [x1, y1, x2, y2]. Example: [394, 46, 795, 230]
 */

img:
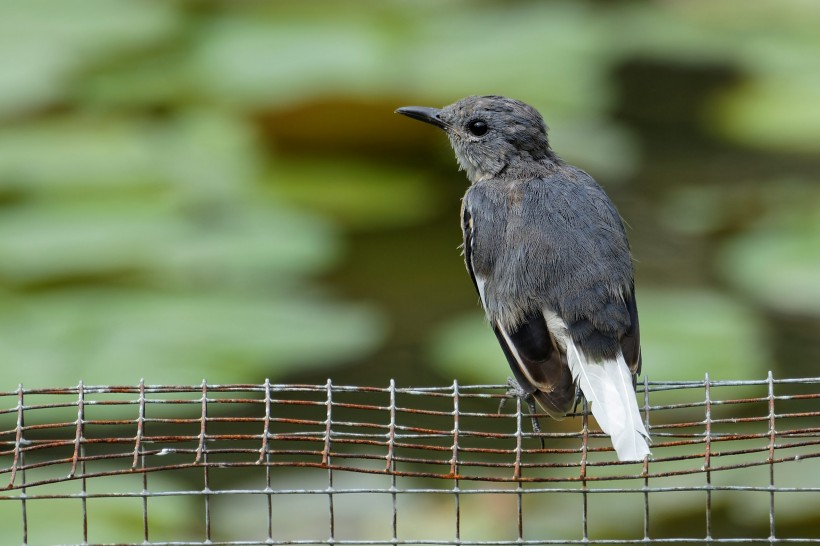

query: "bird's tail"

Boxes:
[566, 340, 650, 461]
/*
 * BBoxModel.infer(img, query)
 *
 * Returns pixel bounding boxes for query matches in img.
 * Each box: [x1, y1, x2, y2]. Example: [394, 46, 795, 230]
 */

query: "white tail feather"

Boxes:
[567, 341, 651, 461]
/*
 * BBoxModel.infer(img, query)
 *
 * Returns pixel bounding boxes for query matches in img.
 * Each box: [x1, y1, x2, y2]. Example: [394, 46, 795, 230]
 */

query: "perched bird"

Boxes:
[396, 96, 650, 461]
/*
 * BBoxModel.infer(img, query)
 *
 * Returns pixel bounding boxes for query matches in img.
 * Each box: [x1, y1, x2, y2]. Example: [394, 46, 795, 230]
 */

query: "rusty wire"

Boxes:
[1, 373, 819, 545]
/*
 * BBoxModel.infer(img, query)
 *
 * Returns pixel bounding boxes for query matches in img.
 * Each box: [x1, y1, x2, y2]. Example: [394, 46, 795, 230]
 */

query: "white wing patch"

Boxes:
[475, 275, 487, 307]
[542, 308, 569, 352]
[466, 212, 486, 304]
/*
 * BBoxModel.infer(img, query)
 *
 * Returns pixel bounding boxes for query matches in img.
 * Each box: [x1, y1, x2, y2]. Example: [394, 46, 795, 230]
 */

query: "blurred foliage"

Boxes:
[720, 199, 820, 315]
[1, 0, 819, 540]
[270, 158, 442, 230]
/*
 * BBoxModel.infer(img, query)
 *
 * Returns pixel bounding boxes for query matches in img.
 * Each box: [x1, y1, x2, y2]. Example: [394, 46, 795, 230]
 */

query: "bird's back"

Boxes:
[464, 166, 636, 362]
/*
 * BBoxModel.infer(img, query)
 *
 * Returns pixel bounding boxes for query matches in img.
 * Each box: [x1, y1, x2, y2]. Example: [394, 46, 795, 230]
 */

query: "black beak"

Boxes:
[395, 106, 446, 129]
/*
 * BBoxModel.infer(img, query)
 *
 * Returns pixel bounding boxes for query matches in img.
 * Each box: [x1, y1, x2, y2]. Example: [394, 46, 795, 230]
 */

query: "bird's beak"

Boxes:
[395, 106, 446, 129]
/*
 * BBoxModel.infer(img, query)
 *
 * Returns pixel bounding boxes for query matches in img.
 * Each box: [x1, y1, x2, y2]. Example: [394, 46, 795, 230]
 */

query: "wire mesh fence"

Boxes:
[1, 373, 819, 545]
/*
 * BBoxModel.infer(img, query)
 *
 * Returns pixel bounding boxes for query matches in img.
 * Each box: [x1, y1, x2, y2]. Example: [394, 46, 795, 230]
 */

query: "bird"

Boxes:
[396, 96, 650, 461]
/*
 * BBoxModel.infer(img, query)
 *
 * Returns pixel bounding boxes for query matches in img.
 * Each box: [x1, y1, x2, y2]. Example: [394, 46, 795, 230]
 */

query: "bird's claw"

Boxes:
[572, 383, 584, 415]
[499, 377, 545, 449]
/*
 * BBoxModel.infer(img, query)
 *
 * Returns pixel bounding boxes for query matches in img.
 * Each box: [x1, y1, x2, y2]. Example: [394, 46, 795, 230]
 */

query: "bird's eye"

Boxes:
[467, 120, 488, 137]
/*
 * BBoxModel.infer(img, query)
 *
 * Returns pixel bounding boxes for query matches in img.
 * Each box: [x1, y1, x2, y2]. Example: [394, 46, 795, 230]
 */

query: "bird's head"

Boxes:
[396, 95, 555, 183]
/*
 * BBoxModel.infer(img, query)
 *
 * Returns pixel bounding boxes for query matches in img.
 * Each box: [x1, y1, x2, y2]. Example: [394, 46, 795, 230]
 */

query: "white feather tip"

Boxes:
[567, 342, 651, 462]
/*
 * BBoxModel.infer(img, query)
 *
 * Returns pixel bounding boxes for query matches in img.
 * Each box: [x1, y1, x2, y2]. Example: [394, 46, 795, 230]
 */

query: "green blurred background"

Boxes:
[2, 0, 819, 388]
[1, 0, 819, 542]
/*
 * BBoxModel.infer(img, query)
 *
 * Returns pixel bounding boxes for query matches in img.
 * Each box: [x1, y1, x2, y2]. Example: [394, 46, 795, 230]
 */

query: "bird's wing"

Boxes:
[460, 204, 482, 301]
[620, 286, 642, 378]
[492, 313, 575, 419]
[463, 187, 574, 418]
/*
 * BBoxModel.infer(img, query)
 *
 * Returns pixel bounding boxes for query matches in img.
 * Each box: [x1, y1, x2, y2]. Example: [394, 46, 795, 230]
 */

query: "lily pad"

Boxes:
[269, 159, 441, 230]
[0, 289, 385, 390]
[719, 204, 820, 314]
[191, 16, 389, 108]
[0, 0, 180, 120]
[0, 110, 260, 197]
[713, 79, 820, 153]
[0, 199, 338, 287]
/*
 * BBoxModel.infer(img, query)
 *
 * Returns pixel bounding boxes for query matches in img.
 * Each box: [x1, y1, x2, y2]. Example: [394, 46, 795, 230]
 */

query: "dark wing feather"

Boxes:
[460, 205, 481, 297]
[493, 312, 576, 419]
[620, 285, 642, 376]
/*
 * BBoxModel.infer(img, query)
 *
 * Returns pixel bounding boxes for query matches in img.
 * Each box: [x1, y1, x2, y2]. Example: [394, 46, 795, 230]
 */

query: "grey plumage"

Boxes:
[396, 95, 650, 461]
[464, 172, 635, 349]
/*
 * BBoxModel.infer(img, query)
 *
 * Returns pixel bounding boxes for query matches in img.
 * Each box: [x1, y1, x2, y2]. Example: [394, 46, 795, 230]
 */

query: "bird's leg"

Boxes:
[499, 377, 545, 449]
[572, 383, 584, 415]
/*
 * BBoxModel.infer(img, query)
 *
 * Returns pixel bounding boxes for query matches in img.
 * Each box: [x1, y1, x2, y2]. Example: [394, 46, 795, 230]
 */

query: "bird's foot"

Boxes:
[572, 383, 585, 415]
[498, 377, 545, 449]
